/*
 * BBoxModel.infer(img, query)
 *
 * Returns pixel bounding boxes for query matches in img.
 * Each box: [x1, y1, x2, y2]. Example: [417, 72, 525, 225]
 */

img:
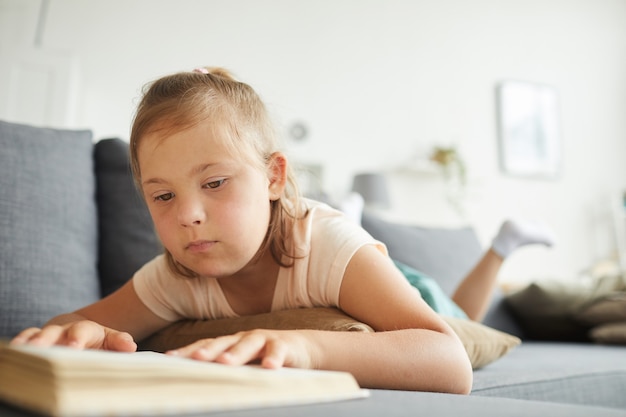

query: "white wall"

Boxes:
[2, 0, 626, 284]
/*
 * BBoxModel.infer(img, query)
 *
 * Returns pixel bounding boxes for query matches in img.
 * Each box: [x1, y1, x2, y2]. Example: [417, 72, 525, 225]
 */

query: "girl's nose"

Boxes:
[177, 196, 206, 227]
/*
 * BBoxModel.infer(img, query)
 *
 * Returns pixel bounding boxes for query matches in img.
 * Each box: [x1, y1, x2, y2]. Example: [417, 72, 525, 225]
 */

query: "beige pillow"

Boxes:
[442, 316, 521, 369]
[576, 292, 626, 325]
[139, 308, 520, 370]
[589, 322, 626, 344]
[139, 308, 373, 352]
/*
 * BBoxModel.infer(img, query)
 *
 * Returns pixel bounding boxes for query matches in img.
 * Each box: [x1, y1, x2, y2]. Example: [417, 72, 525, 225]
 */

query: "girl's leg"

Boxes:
[451, 249, 503, 322]
[452, 219, 555, 321]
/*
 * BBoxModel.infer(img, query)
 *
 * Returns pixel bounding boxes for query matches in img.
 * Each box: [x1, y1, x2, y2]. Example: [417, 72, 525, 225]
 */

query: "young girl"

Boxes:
[11, 67, 552, 394]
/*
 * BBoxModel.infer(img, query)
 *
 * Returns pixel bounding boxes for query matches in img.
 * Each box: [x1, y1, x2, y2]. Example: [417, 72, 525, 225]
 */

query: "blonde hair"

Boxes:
[130, 67, 305, 277]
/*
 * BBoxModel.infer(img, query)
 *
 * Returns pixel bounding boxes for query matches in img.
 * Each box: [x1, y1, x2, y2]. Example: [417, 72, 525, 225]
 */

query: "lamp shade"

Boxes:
[351, 173, 390, 209]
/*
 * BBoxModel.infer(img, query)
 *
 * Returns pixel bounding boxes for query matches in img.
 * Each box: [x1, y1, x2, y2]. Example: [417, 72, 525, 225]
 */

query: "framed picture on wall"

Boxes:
[496, 81, 561, 179]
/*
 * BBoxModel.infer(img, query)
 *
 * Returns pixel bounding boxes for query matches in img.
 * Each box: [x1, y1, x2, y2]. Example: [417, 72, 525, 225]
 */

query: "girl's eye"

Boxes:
[204, 179, 225, 189]
[154, 192, 174, 202]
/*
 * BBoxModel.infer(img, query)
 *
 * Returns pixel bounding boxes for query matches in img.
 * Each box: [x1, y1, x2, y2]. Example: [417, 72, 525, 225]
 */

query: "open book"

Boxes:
[0, 344, 368, 417]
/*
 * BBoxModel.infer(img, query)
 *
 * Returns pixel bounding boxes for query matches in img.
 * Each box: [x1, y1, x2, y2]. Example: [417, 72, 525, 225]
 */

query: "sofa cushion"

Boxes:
[505, 281, 591, 341]
[472, 341, 626, 409]
[576, 292, 626, 345]
[505, 275, 626, 342]
[576, 292, 626, 325]
[0, 120, 100, 338]
[589, 322, 626, 344]
[94, 138, 162, 296]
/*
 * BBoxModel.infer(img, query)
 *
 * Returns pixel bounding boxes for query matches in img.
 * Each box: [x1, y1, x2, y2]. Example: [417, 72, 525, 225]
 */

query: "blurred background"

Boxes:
[1, 0, 625, 285]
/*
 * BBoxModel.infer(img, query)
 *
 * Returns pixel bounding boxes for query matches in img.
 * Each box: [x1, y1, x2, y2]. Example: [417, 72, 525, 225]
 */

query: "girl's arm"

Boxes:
[315, 243, 472, 393]
[11, 280, 170, 351]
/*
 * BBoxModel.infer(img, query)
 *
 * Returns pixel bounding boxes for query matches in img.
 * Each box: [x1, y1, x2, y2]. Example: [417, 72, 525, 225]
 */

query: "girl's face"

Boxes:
[137, 119, 284, 278]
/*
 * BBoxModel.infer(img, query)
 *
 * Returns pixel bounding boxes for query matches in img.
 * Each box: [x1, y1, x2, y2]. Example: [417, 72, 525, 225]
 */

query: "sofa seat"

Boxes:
[472, 341, 626, 408]
[2, 388, 625, 417]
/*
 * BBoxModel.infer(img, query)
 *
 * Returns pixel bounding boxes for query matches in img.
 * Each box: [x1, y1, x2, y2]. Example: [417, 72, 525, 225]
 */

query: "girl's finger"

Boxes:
[167, 334, 241, 361]
[64, 320, 106, 349]
[213, 332, 269, 366]
[10, 327, 42, 345]
[104, 331, 137, 352]
[26, 325, 66, 347]
[260, 337, 288, 369]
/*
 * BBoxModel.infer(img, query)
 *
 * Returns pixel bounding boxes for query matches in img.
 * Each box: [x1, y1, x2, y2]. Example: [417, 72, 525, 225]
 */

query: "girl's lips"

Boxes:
[186, 240, 216, 253]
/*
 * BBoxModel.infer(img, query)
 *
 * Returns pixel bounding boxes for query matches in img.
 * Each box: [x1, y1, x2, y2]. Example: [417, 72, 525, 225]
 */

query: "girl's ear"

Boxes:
[267, 152, 288, 201]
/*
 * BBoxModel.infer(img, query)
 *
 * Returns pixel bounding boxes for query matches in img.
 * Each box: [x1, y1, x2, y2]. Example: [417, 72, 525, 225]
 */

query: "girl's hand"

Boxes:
[10, 320, 137, 352]
[166, 329, 316, 369]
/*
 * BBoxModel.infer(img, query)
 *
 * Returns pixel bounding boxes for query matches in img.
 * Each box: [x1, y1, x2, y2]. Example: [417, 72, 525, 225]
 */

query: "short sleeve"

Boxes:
[273, 201, 387, 310]
[132, 255, 184, 322]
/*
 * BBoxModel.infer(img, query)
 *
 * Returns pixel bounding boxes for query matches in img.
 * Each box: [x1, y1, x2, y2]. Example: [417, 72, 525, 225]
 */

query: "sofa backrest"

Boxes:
[0, 122, 164, 339]
[94, 138, 162, 297]
[0, 120, 100, 338]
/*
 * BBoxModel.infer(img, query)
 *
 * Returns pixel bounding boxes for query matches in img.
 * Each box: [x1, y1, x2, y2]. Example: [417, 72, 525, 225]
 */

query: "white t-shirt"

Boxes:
[132, 200, 387, 322]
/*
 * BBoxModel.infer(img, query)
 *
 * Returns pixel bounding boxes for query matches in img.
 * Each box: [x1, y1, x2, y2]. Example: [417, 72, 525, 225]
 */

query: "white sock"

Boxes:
[491, 219, 556, 259]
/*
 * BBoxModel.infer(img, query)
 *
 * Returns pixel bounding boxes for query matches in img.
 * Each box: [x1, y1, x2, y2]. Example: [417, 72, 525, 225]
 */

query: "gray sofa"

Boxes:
[0, 119, 625, 417]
